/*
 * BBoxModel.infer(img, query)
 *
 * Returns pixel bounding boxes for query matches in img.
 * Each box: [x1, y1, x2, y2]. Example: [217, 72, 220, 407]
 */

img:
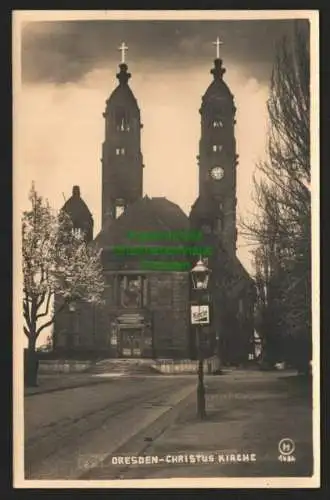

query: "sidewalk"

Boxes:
[91, 370, 313, 479]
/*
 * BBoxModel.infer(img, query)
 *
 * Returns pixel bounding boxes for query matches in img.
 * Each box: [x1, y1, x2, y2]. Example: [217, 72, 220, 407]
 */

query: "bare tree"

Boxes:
[241, 22, 311, 370]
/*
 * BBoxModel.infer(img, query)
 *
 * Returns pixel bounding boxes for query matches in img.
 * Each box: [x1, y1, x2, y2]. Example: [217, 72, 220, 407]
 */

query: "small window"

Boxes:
[115, 205, 125, 219]
[212, 145, 223, 153]
[115, 148, 125, 156]
[72, 227, 83, 239]
[213, 119, 223, 128]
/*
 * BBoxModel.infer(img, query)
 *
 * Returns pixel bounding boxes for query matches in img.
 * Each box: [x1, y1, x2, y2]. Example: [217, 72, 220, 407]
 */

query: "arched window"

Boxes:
[115, 205, 125, 218]
[71, 227, 83, 239]
[118, 275, 148, 308]
[115, 107, 130, 132]
[115, 198, 126, 219]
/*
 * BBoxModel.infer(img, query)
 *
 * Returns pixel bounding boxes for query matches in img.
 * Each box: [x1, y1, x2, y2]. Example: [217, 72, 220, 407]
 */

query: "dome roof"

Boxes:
[94, 195, 189, 248]
[61, 186, 93, 227]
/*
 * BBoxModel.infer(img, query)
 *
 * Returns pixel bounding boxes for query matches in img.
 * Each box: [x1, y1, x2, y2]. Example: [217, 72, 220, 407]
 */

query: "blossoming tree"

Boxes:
[22, 183, 105, 386]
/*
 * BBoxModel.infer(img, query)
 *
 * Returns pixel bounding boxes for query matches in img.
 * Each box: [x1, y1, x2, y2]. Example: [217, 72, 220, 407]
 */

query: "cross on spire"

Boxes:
[212, 36, 223, 59]
[118, 42, 128, 64]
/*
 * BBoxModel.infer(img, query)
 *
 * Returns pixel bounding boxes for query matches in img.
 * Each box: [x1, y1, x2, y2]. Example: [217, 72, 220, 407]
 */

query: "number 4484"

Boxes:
[278, 455, 296, 463]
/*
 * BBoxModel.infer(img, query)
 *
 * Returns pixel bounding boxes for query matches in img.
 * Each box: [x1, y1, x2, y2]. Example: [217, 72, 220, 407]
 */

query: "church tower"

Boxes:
[62, 185, 94, 243]
[194, 38, 238, 257]
[101, 43, 144, 227]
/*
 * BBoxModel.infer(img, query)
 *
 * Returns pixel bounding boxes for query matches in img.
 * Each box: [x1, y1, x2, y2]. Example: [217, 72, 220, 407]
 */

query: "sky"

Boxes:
[16, 14, 310, 276]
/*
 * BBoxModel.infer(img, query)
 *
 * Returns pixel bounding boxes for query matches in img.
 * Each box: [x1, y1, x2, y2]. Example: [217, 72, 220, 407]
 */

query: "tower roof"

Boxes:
[201, 59, 234, 108]
[105, 63, 139, 112]
[61, 186, 93, 226]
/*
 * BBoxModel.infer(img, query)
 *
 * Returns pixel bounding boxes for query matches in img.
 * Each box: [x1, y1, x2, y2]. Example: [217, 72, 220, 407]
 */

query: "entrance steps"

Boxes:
[89, 356, 221, 375]
[89, 358, 160, 375]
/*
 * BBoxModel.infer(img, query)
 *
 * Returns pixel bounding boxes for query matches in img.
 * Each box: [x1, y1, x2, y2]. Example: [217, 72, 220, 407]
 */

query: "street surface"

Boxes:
[24, 370, 314, 482]
[25, 376, 195, 479]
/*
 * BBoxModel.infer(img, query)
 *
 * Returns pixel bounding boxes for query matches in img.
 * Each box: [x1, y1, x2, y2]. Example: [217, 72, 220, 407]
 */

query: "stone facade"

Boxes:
[54, 271, 190, 359]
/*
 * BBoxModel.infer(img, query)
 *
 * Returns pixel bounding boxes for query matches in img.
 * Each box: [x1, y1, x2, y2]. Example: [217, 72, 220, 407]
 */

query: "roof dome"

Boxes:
[61, 186, 93, 228]
[94, 196, 189, 248]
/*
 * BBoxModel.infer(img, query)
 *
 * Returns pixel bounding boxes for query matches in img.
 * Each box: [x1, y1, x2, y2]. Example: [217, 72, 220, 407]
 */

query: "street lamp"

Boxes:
[68, 301, 76, 355]
[191, 258, 211, 291]
[190, 258, 212, 420]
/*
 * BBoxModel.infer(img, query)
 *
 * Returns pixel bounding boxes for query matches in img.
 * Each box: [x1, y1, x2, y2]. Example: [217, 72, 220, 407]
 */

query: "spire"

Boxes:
[210, 36, 226, 80]
[116, 42, 131, 85]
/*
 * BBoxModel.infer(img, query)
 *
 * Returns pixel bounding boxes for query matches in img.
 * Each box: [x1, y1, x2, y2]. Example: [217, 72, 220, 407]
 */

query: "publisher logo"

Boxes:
[278, 438, 295, 456]
[278, 438, 296, 463]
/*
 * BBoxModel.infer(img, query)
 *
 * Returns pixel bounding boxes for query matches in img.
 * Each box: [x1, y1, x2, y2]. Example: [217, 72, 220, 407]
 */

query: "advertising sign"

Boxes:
[190, 305, 210, 325]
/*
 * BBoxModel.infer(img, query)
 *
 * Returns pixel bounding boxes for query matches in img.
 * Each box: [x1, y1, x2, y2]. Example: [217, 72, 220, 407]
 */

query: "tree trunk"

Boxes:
[25, 335, 39, 387]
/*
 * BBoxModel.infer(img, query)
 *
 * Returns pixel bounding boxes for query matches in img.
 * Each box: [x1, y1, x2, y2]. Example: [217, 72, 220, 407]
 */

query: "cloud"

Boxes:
[20, 19, 307, 85]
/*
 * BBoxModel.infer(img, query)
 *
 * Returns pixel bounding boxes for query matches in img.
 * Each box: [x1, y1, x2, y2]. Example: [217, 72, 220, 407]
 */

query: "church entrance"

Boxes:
[113, 313, 153, 358]
[118, 327, 143, 357]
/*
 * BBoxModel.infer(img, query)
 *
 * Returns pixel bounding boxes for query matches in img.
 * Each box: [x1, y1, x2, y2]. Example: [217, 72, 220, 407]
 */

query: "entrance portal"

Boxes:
[118, 327, 143, 357]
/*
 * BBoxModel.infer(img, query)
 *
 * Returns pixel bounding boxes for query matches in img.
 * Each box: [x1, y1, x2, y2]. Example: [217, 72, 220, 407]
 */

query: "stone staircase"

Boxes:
[88, 358, 160, 375]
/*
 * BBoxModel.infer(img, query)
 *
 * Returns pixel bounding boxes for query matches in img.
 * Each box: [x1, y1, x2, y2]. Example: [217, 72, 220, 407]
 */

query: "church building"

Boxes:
[53, 40, 255, 364]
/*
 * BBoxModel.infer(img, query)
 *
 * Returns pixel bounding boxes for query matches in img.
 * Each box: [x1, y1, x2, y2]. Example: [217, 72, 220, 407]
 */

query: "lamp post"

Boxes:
[68, 301, 76, 355]
[190, 258, 211, 420]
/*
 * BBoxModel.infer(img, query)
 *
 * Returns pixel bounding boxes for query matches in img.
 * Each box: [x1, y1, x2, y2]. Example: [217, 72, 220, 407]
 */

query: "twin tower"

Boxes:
[102, 43, 238, 258]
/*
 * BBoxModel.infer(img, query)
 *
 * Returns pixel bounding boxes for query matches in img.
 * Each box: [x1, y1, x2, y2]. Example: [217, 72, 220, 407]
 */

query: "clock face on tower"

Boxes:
[210, 166, 224, 180]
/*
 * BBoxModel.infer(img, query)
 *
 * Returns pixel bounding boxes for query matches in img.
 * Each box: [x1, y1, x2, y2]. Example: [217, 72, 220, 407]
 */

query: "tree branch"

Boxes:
[36, 291, 53, 319]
